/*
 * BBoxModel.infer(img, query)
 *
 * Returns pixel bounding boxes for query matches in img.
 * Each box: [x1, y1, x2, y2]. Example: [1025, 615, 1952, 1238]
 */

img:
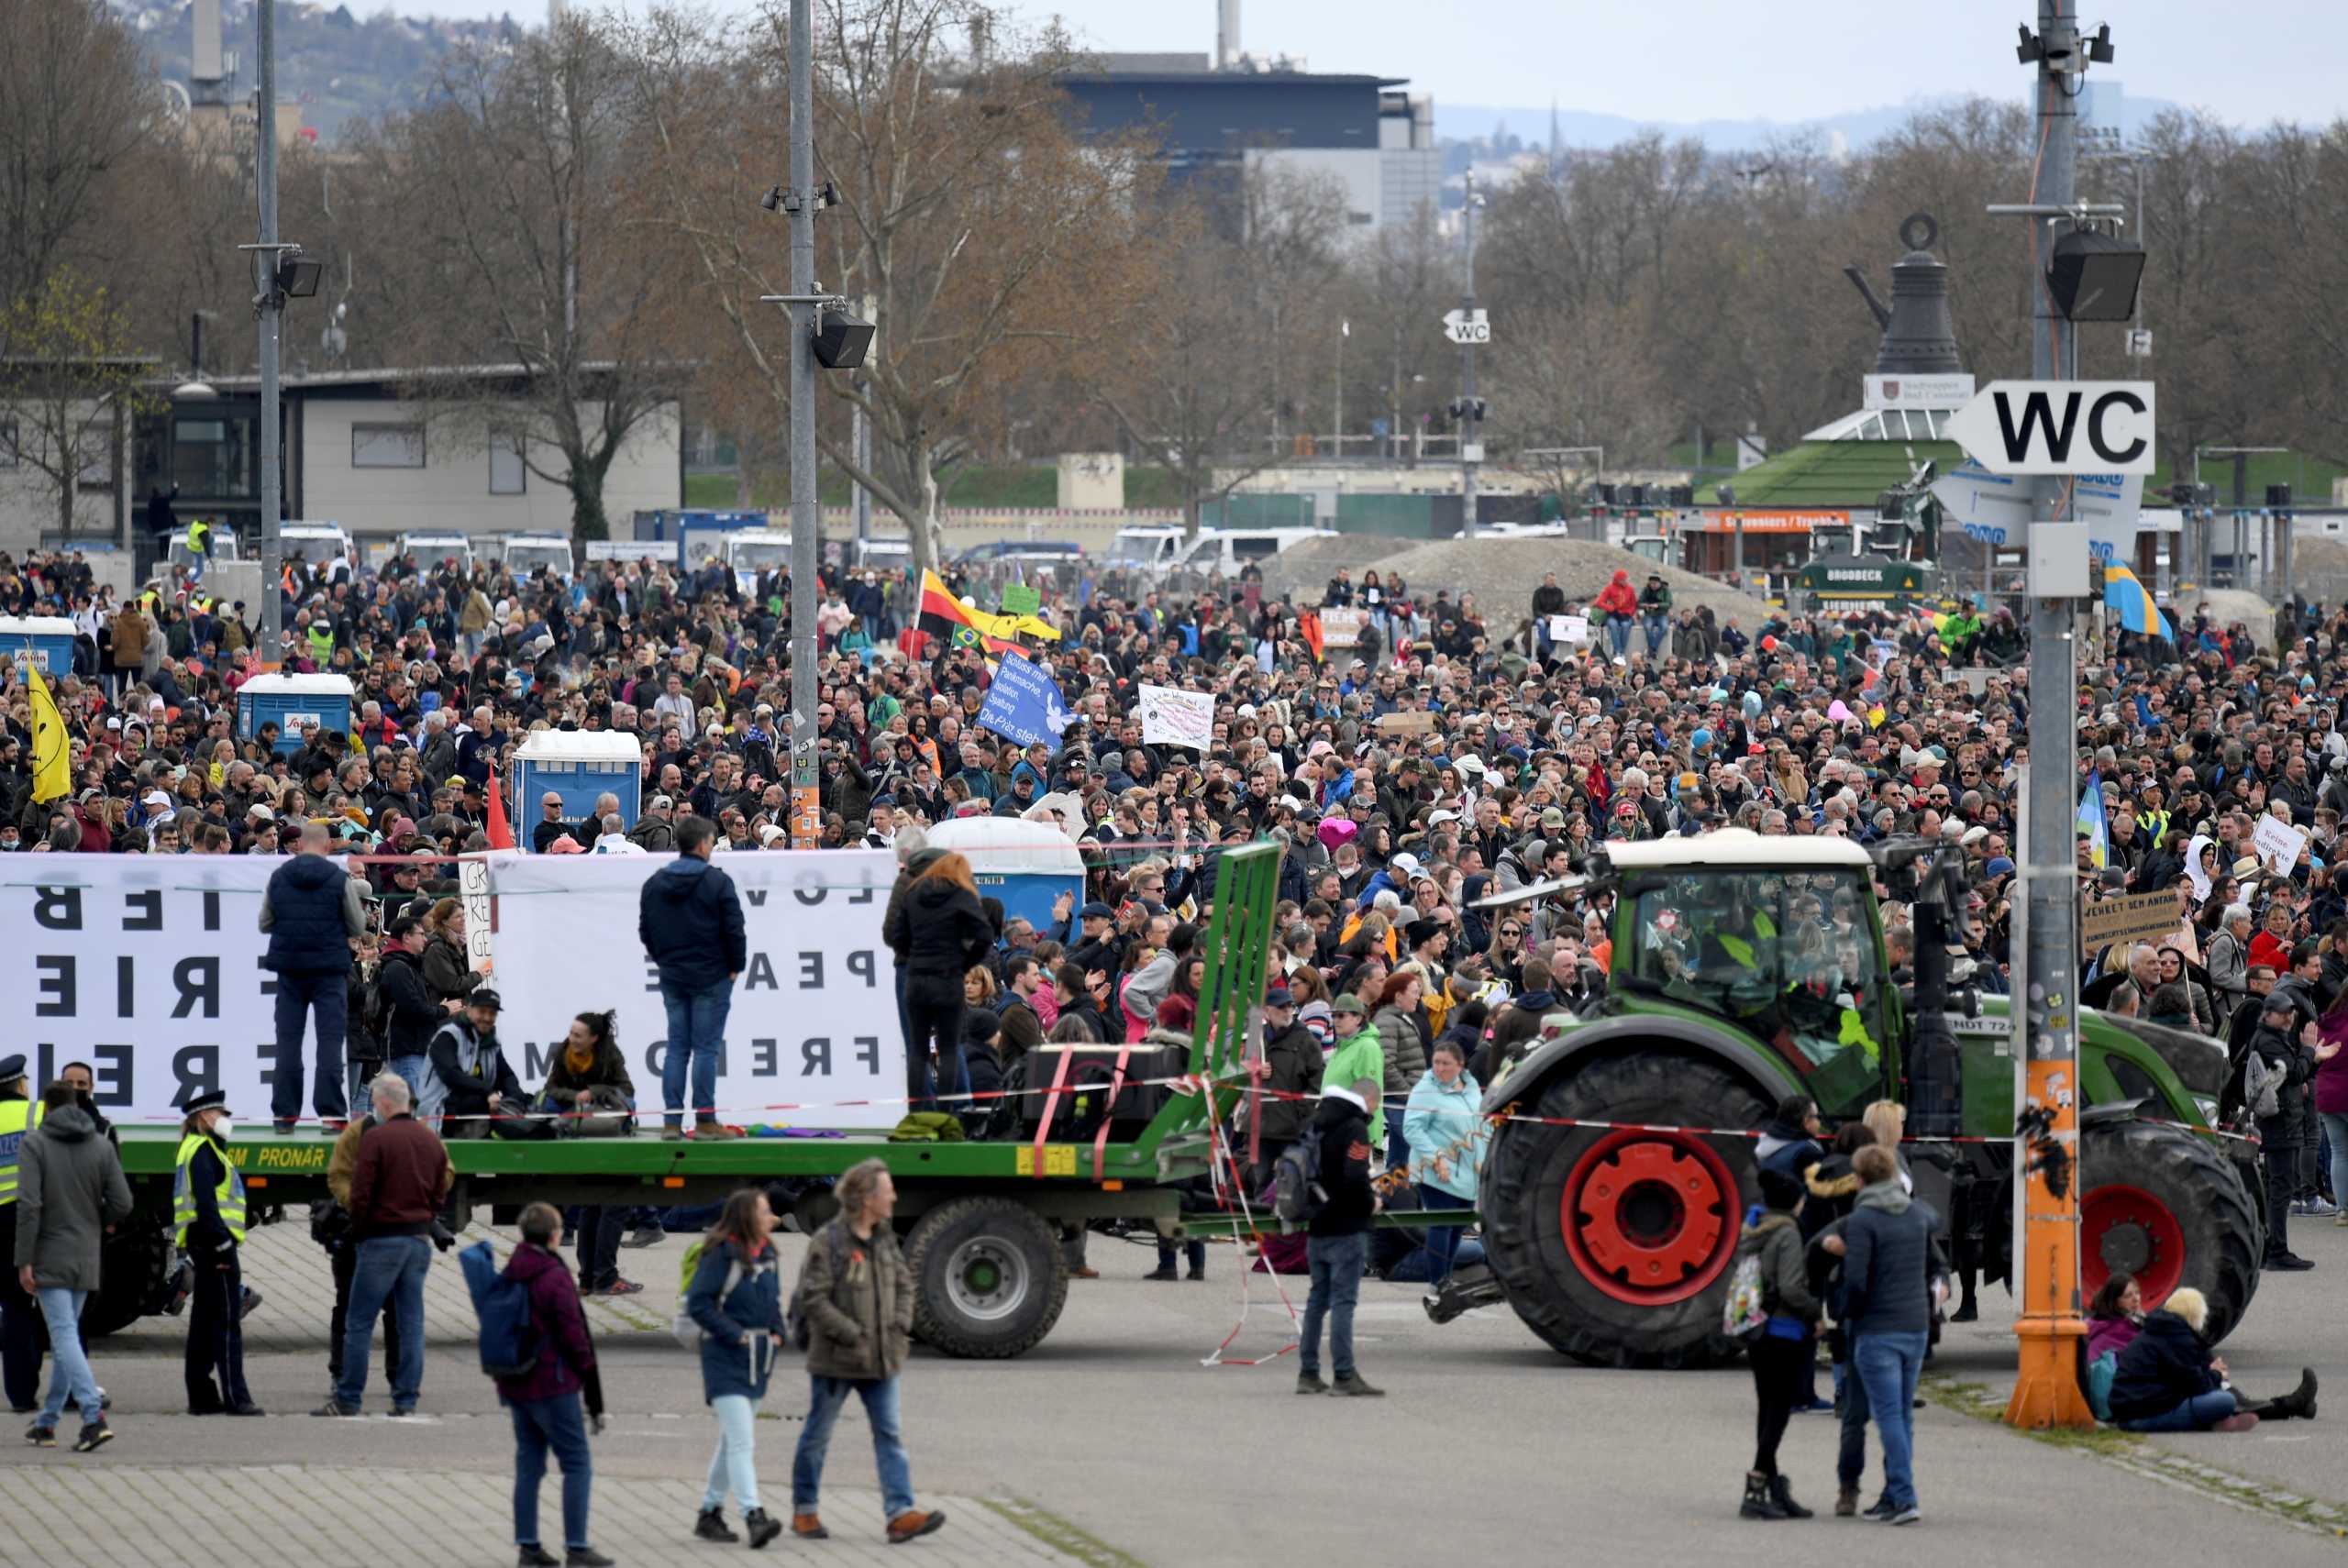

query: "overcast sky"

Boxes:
[407, 1, 2342, 131]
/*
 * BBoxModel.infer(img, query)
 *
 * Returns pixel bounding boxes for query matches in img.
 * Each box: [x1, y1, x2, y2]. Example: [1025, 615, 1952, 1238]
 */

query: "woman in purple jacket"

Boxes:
[500, 1203, 612, 1568]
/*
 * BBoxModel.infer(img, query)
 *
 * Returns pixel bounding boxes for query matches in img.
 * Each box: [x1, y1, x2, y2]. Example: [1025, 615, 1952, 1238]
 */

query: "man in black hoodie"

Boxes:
[1299, 1077, 1382, 1398]
[637, 816, 747, 1141]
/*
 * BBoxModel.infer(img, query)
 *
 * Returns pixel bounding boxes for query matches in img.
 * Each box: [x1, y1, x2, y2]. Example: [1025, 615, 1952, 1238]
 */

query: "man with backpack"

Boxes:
[494, 1203, 613, 1568]
[1295, 1076, 1383, 1397]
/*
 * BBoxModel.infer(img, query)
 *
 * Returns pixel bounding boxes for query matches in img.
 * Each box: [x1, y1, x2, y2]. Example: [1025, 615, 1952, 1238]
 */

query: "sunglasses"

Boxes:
[1501, 926, 1523, 938]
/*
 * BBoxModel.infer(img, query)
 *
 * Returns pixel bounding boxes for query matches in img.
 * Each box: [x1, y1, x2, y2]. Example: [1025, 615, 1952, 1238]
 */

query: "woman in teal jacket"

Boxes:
[1402, 1036, 1484, 1282]
[683, 1188, 787, 1550]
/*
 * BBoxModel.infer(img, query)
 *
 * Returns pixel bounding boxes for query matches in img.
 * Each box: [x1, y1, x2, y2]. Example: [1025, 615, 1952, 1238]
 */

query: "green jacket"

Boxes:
[1323, 1027, 1388, 1145]
[1744, 1210, 1819, 1324]
[798, 1217, 914, 1381]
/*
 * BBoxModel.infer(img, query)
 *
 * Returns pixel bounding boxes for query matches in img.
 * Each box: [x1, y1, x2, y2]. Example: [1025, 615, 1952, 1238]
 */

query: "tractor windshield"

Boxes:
[1622, 867, 1891, 1115]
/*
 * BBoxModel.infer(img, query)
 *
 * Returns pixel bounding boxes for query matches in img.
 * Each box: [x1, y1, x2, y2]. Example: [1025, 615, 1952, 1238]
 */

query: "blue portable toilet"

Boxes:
[925, 818, 1086, 937]
[0, 616, 78, 680]
[509, 730, 644, 847]
[237, 672, 356, 752]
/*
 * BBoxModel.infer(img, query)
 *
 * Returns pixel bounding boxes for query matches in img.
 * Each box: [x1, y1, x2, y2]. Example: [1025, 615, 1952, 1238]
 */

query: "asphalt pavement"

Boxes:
[25, 1210, 2348, 1566]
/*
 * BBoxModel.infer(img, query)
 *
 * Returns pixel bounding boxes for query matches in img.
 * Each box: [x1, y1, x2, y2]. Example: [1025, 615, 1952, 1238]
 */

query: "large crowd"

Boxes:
[3, 532, 2346, 1535]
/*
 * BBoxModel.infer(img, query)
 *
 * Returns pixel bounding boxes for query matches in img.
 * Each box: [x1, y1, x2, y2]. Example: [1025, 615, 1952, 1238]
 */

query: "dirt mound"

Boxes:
[1259, 534, 1417, 599]
[1342, 536, 1768, 630]
[2283, 537, 2348, 617]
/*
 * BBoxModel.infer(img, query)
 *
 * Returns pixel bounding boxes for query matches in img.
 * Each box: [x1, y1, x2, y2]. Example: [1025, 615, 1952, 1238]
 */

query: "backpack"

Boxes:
[787, 1223, 853, 1353]
[2243, 1046, 2281, 1121]
[2085, 1350, 2118, 1421]
[458, 1239, 539, 1379]
[1272, 1121, 1326, 1227]
[1722, 1230, 1771, 1342]
[670, 1237, 747, 1351]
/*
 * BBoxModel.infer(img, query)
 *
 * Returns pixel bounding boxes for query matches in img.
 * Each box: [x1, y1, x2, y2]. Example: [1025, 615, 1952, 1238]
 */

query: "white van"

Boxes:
[495, 531, 576, 580]
[279, 520, 356, 583]
[1110, 525, 1332, 575]
[1108, 525, 1184, 569]
[397, 531, 476, 571]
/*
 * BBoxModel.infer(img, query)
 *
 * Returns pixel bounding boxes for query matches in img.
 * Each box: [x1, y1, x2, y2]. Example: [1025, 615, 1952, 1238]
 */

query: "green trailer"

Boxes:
[101, 845, 1320, 1358]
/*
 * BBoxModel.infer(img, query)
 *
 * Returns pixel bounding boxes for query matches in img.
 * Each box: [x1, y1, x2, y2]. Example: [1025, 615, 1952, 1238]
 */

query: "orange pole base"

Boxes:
[2004, 1316, 2096, 1430]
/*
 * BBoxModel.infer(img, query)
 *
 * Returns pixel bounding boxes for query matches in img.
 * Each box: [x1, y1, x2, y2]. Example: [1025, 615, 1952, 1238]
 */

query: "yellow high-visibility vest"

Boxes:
[0, 1099, 47, 1206]
[172, 1133, 247, 1249]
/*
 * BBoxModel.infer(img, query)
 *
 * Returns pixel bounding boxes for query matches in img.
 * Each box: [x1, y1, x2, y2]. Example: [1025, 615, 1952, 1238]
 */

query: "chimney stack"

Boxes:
[1216, 0, 1241, 70]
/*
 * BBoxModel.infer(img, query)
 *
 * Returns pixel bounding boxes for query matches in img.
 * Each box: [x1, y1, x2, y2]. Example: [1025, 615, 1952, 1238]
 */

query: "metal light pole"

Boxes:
[1458, 172, 1480, 538]
[1999, 0, 2096, 1432]
[786, 0, 820, 849]
[253, 0, 282, 667]
[1334, 319, 1346, 460]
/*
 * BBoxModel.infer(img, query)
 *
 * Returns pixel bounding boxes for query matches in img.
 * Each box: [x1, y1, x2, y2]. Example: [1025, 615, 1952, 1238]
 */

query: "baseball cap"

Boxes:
[1264, 985, 1294, 1007]
[469, 988, 504, 1012]
[1332, 994, 1368, 1018]
[1080, 900, 1115, 920]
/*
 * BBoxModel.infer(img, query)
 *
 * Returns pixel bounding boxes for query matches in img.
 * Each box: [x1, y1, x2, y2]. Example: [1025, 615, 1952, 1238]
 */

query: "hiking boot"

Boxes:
[517, 1549, 559, 1567]
[1951, 1298, 1979, 1322]
[72, 1419, 113, 1452]
[1330, 1372, 1385, 1397]
[2215, 1412, 2261, 1432]
[791, 1515, 829, 1540]
[692, 1508, 738, 1543]
[25, 1424, 55, 1448]
[661, 1127, 687, 1143]
[1141, 1266, 1179, 1281]
[565, 1551, 615, 1567]
[692, 1121, 741, 1142]
[272, 1120, 298, 1134]
[2266, 1253, 2317, 1271]
[1187, 1267, 1206, 1281]
[312, 1400, 361, 1418]
[1767, 1476, 1813, 1518]
[886, 1510, 947, 1544]
[1740, 1471, 1789, 1520]
[1296, 1371, 1329, 1395]
[743, 1509, 782, 1550]
[624, 1225, 666, 1248]
[1834, 1485, 1859, 1518]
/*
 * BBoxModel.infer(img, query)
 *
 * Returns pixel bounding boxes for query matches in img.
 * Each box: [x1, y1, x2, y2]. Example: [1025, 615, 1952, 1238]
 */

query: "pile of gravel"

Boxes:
[1310, 536, 1769, 631]
[1259, 534, 1417, 600]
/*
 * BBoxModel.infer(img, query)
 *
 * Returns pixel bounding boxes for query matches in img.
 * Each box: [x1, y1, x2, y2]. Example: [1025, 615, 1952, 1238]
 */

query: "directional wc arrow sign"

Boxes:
[1944, 380, 2156, 476]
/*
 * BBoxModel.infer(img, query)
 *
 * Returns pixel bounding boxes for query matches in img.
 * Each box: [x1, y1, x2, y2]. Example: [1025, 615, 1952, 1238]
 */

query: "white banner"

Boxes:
[2252, 814, 2309, 879]
[1137, 683, 1214, 751]
[0, 856, 282, 1122]
[485, 849, 903, 1128]
[0, 851, 903, 1128]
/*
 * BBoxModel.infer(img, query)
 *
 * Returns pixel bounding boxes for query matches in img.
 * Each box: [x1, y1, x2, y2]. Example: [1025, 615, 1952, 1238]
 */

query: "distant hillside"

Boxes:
[120, 0, 516, 143]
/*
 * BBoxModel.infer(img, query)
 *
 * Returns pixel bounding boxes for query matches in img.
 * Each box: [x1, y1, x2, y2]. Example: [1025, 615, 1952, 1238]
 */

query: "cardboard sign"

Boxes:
[2253, 814, 2309, 878]
[1375, 710, 1438, 735]
[1318, 608, 1364, 646]
[2081, 889, 2189, 953]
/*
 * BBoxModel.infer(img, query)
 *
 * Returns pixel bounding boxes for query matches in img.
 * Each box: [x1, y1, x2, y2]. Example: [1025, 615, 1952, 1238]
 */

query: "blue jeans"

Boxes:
[1606, 618, 1630, 658]
[271, 969, 350, 1124]
[1836, 1353, 1870, 1488]
[1853, 1331, 1927, 1508]
[510, 1389, 593, 1550]
[2120, 1389, 2238, 1431]
[660, 979, 732, 1130]
[35, 1287, 99, 1429]
[338, 1235, 431, 1410]
[793, 1375, 914, 1518]
[381, 1054, 429, 1110]
[703, 1393, 761, 1512]
[2320, 1112, 2348, 1202]
[1301, 1231, 1368, 1379]
[1643, 613, 1667, 655]
[1416, 1182, 1465, 1283]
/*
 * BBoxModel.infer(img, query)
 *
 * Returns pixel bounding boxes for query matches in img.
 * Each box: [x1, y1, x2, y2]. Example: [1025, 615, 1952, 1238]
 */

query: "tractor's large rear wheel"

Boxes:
[1484, 1053, 1768, 1367]
[2080, 1117, 2262, 1343]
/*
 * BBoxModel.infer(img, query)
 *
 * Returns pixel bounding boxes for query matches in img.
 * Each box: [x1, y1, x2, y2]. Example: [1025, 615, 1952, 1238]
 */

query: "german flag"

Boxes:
[917, 569, 1029, 657]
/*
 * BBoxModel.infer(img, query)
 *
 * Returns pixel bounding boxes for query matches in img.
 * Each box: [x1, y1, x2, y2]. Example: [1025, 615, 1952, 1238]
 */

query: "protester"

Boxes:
[319, 1072, 449, 1418]
[1838, 1143, 1940, 1525]
[685, 1187, 787, 1550]
[1298, 1077, 1382, 1398]
[638, 815, 747, 1142]
[881, 850, 994, 1108]
[1735, 1167, 1820, 1519]
[259, 820, 365, 1132]
[17, 1079, 133, 1450]
[790, 1158, 944, 1544]
[2107, 1286, 2317, 1430]
[0, 1055, 46, 1414]
[539, 1010, 642, 1295]
[500, 1203, 613, 1568]
[1401, 1037, 1482, 1283]
[421, 988, 525, 1139]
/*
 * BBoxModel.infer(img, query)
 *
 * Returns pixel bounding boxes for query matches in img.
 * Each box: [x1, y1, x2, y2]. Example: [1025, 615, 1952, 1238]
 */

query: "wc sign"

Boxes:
[1944, 381, 2156, 476]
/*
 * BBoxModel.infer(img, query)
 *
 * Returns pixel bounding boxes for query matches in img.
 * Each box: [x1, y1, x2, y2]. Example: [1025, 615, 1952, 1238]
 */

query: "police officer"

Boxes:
[175, 1089, 260, 1416]
[0, 1055, 47, 1412]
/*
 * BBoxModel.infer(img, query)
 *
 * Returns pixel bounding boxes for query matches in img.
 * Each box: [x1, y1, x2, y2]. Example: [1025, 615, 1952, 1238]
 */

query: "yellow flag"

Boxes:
[28, 662, 72, 804]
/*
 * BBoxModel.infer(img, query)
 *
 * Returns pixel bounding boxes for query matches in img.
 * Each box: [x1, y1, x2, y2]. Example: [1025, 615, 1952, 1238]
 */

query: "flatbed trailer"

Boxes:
[98, 845, 1480, 1358]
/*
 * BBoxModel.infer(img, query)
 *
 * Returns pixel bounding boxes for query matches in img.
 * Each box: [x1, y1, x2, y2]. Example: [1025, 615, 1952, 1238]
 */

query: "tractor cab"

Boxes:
[1606, 833, 1894, 1118]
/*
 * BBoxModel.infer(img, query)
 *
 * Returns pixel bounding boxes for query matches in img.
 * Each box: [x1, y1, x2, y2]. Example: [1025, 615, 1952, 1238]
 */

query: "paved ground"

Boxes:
[31, 1209, 2348, 1566]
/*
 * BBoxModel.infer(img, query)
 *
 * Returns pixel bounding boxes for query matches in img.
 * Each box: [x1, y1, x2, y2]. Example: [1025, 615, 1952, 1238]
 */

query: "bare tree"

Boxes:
[0, 267, 157, 537]
[338, 17, 684, 538]
[625, 0, 1157, 578]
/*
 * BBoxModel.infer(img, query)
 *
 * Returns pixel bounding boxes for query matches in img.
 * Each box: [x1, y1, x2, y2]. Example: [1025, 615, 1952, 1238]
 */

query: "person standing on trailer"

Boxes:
[259, 821, 366, 1132]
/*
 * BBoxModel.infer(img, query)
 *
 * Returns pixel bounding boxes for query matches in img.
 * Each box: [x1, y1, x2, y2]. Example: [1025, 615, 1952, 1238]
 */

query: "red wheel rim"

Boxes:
[1559, 1129, 1739, 1306]
[2082, 1183, 2187, 1306]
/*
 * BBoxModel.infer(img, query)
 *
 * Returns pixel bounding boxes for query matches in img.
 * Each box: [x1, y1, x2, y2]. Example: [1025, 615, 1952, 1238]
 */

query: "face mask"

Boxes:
[211, 1115, 234, 1139]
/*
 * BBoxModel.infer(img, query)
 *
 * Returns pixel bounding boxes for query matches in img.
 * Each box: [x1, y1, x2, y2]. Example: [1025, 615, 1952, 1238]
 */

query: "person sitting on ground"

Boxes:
[2106, 1286, 2316, 1431]
[2086, 1272, 2147, 1364]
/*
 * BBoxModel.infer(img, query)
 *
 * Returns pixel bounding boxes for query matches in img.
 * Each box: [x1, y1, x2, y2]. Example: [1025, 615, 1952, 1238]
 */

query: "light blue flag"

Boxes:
[2077, 768, 2109, 870]
[975, 649, 1075, 749]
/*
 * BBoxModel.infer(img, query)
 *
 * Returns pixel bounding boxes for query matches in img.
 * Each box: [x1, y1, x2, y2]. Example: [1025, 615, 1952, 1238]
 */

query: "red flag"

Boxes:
[484, 763, 516, 851]
[1299, 610, 1324, 664]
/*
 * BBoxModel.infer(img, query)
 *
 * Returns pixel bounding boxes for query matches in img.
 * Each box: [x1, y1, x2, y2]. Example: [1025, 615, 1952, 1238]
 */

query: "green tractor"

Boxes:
[1442, 830, 2264, 1367]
